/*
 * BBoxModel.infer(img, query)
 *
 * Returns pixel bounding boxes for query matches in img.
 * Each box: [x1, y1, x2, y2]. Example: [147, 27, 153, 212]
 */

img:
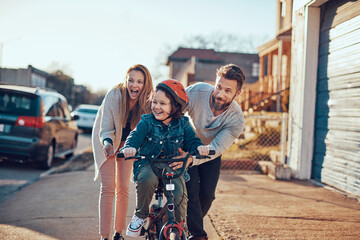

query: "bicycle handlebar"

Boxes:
[116, 150, 215, 179]
[116, 150, 215, 160]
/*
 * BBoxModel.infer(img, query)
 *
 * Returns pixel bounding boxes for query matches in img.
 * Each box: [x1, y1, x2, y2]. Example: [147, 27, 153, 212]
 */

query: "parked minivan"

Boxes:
[0, 85, 79, 169]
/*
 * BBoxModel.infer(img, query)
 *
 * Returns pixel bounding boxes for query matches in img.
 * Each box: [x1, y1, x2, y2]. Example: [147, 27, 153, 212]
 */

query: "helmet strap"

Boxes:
[161, 114, 172, 123]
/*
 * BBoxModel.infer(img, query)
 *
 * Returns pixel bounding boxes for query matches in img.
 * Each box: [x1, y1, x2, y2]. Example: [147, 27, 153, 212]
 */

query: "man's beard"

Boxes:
[211, 95, 232, 111]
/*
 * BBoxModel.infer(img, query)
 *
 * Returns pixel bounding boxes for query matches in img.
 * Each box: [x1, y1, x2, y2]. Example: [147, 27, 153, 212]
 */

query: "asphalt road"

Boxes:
[0, 132, 92, 203]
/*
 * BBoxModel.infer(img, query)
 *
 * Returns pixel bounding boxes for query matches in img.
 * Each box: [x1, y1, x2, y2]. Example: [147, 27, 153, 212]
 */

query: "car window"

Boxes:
[0, 91, 38, 116]
[47, 104, 59, 117]
[60, 99, 71, 120]
[56, 100, 65, 118]
[41, 95, 60, 117]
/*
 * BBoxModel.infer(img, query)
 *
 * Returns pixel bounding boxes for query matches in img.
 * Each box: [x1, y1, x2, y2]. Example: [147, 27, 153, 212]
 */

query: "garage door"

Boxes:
[313, 0, 360, 195]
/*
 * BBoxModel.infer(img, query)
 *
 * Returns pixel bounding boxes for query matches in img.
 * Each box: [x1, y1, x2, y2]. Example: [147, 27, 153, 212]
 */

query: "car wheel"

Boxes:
[39, 143, 54, 170]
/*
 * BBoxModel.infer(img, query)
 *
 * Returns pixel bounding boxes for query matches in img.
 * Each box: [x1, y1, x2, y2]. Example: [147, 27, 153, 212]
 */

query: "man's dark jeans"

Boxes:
[186, 156, 221, 237]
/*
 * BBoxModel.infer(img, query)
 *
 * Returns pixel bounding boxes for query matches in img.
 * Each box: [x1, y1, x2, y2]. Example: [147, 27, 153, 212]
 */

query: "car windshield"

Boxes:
[77, 108, 98, 114]
[0, 91, 38, 116]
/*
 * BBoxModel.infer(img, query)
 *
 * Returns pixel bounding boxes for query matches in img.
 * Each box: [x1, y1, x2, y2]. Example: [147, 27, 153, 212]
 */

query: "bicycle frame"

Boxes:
[157, 168, 186, 240]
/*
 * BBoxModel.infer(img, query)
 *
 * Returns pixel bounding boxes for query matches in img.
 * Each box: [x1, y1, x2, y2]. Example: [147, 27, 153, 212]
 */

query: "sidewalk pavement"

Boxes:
[208, 171, 360, 240]
[0, 162, 360, 240]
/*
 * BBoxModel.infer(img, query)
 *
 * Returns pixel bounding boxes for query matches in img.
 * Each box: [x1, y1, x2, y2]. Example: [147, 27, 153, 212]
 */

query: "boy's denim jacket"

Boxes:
[121, 113, 203, 181]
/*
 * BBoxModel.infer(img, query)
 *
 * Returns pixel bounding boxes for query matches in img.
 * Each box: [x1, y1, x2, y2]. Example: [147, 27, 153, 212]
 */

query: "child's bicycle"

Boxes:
[117, 150, 215, 240]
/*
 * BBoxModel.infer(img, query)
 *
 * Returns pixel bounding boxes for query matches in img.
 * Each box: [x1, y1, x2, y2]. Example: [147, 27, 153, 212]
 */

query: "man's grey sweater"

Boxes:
[185, 82, 245, 165]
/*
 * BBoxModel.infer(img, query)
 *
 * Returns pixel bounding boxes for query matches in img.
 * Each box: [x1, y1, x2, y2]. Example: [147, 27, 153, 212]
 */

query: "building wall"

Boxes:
[0, 68, 30, 86]
[168, 48, 259, 86]
[287, 0, 324, 179]
[277, 0, 293, 32]
[170, 61, 186, 80]
[312, 0, 360, 195]
[194, 62, 221, 83]
[30, 73, 46, 87]
[219, 53, 259, 84]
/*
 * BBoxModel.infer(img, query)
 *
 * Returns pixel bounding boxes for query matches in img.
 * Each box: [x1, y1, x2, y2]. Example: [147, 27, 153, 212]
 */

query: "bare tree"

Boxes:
[46, 61, 73, 76]
[182, 32, 270, 53]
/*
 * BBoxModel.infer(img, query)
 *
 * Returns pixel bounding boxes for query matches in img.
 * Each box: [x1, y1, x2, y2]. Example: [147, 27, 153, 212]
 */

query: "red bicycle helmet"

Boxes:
[157, 79, 189, 111]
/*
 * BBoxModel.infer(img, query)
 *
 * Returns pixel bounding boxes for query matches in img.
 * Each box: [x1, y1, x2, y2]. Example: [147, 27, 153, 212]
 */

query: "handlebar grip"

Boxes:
[116, 152, 143, 160]
[194, 149, 216, 159]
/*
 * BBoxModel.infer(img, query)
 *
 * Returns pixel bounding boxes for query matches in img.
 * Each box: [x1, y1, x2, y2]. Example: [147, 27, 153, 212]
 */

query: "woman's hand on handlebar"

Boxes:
[197, 145, 210, 156]
[122, 147, 137, 159]
[103, 142, 114, 158]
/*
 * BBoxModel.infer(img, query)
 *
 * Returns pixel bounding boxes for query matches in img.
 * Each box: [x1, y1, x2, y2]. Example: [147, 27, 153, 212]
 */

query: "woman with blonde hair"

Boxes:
[92, 64, 154, 240]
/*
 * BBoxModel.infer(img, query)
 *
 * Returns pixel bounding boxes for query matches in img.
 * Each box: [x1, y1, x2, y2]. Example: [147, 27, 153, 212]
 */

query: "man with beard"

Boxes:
[171, 64, 245, 240]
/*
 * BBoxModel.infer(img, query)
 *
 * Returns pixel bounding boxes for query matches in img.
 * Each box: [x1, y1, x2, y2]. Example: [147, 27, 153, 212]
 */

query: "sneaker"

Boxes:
[126, 215, 147, 237]
[113, 232, 124, 240]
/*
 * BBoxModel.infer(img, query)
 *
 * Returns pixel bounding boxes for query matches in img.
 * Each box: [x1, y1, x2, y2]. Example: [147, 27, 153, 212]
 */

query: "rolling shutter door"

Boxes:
[313, 0, 360, 195]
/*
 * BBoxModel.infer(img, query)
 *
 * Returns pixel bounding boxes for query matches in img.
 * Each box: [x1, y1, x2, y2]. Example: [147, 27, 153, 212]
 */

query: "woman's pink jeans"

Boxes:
[99, 150, 133, 236]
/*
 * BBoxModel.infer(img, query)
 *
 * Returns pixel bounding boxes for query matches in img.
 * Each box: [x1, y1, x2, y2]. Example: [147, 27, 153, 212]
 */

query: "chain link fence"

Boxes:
[221, 112, 288, 171]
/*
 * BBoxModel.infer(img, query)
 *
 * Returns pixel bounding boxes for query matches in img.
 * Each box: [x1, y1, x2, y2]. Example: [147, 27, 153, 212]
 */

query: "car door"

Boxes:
[42, 95, 67, 154]
[58, 98, 78, 151]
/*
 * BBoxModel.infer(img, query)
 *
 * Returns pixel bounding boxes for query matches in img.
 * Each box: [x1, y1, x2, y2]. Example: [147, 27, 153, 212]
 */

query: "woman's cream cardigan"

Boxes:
[92, 87, 124, 181]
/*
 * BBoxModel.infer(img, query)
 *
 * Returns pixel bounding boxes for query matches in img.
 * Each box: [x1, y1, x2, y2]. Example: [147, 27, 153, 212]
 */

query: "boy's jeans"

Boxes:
[135, 163, 188, 223]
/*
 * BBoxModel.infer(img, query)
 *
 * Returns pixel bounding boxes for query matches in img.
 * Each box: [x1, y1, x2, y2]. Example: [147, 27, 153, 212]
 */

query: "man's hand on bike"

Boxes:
[122, 147, 137, 160]
[169, 148, 189, 170]
[197, 145, 210, 156]
[103, 142, 114, 158]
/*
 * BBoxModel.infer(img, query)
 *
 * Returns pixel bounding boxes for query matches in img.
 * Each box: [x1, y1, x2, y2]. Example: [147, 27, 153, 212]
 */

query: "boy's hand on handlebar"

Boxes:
[103, 142, 114, 158]
[197, 145, 210, 156]
[123, 147, 137, 159]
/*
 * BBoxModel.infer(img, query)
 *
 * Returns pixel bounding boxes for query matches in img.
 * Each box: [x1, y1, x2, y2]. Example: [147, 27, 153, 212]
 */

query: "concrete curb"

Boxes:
[40, 147, 93, 178]
[39, 154, 79, 178]
[204, 215, 221, 240]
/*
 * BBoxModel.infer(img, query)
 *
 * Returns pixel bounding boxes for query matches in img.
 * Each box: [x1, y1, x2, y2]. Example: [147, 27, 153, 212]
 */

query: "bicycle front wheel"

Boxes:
[169, 231, 179, 240]
[159, 226, 186, 240]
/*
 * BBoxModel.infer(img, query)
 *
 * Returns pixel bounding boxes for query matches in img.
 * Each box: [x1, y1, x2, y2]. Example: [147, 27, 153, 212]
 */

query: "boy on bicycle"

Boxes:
[121, 79, 209, 237]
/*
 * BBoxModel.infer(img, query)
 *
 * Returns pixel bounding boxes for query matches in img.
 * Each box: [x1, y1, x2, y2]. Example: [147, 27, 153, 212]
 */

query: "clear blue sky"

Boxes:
[0, 0, 276, 92]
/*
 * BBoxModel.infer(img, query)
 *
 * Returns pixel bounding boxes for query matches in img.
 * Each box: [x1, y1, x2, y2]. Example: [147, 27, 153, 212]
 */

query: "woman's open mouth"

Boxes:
[130, 89, 139, 98]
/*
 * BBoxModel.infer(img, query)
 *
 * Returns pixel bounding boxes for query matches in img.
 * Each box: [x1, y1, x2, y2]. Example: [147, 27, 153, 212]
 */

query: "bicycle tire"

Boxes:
[169, 231, 179, 240]
[159, 226, 186, 240]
